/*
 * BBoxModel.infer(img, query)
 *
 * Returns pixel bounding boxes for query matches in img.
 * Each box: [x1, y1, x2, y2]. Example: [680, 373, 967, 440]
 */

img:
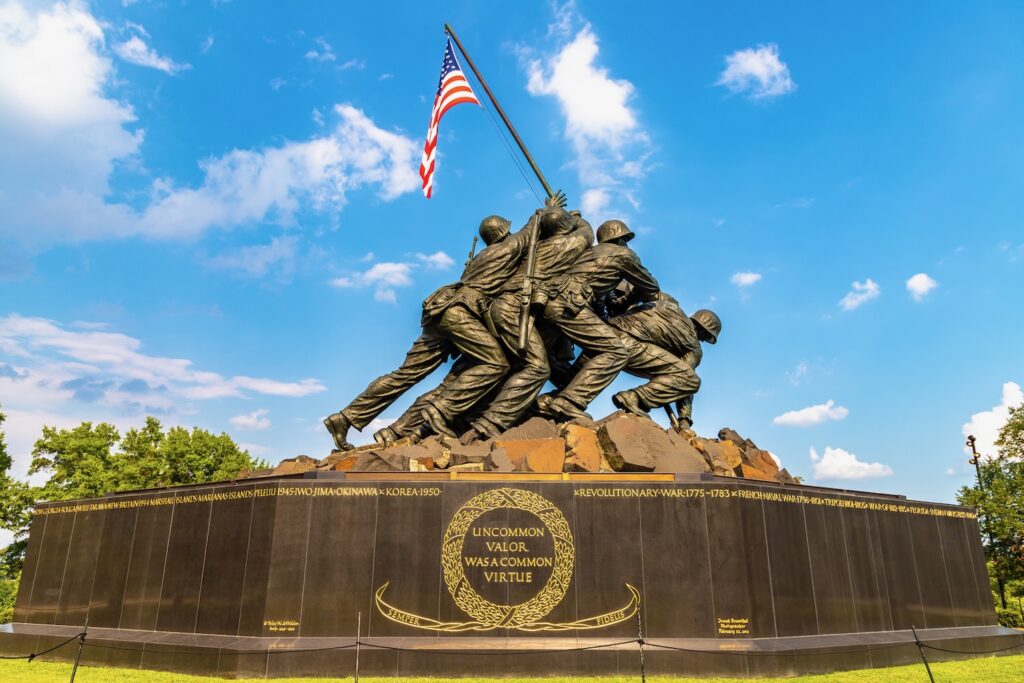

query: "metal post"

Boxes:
[636, 607, 646, 683]
[516, 216, 540, 351]
[443, 24, 554, 199]
[354, 611, 361, 683]
[911, 625, 935, 683]
[68, 617, 87, 683]
[967, 435, 982, 481]
[663, 405, 681, 432]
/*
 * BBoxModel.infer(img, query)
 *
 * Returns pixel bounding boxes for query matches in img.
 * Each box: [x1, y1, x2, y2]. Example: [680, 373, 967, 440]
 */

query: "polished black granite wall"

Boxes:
[13, 474, 995, 645]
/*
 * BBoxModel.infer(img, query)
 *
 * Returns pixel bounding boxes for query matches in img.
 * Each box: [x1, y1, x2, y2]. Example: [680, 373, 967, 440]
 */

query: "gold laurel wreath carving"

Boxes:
[439, 487, 575, 629]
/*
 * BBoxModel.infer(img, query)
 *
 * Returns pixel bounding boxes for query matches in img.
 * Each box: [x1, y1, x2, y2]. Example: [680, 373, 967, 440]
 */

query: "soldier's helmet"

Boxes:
[478, 215, 511, 245]
[596, 220, 636, 244]
[539, 208, 575, 237]
[691, 309, 722, 345]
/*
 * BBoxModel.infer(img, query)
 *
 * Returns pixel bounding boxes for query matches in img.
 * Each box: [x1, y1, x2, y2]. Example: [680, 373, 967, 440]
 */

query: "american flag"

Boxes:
[419, 38, 480, 198]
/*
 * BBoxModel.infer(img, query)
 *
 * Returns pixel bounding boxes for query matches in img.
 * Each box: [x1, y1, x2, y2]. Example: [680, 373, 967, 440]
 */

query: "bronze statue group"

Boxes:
[324, 200, 721, 451]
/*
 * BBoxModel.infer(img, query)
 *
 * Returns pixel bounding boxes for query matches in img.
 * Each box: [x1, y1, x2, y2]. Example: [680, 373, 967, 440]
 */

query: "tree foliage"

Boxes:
[0, 409, 267, 584]
[958, 402, 1024, 619]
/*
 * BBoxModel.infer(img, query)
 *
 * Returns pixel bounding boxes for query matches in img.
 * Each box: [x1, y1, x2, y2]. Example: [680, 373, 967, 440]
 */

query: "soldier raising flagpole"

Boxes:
[432, 25, 566, 352]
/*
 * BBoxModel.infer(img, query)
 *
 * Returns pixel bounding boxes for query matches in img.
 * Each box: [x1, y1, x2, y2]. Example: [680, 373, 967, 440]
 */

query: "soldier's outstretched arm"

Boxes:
[622, 253, 660, 303]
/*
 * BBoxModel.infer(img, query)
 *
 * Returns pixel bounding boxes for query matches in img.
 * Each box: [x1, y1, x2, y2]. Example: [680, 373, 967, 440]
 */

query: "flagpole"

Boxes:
[444, 24, 554, 199]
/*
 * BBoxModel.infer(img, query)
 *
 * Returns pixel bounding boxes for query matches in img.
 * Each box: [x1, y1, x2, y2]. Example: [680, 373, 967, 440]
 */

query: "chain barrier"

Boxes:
[921, 639, 1024, 656]
[1, 632, 1020, 667]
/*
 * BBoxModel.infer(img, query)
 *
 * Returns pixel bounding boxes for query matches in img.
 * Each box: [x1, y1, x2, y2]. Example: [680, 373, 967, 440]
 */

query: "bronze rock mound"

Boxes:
[243, 415, 798, 484]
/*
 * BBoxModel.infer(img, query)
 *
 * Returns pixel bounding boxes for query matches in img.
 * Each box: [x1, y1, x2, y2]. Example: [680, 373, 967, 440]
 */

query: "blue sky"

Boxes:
[2, 0, 1023, 524]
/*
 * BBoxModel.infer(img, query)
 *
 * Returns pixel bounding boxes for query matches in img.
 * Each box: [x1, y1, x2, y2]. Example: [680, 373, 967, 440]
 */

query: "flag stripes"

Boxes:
[419, 38, 480, 198]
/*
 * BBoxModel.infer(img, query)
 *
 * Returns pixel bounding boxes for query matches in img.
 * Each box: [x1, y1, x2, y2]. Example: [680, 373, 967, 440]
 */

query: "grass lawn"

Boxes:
[1, 654, 1023, 682]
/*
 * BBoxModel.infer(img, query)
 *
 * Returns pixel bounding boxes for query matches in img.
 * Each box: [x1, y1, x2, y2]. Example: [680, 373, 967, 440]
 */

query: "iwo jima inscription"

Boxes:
[375, 487, 639, 631]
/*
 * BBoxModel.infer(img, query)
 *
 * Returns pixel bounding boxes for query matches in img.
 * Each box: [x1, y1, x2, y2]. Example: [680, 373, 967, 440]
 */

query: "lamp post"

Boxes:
[967, 434, 1007, 609]
[967, 435, 981, 480]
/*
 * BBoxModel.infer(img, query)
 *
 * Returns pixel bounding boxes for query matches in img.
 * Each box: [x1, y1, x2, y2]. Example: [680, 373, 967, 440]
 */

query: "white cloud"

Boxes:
[305, 36, 335, 62]
[773, 399, 849, 427]
[0, 1, 142, 222]
[230, 408, 271, 431]
[114, 33, 190, 74]
[775, 197, 814, 209]
[839, 278, 880, 311]
[999, 241, 1024, 262]
[237, 442, 272, 459]
[962, 381, 1023, 459]
[416, 251, 455, 270]
[330, 251, 454, 303]
[138, 104, 419, 238]
[1, 406, 121, 483]
[347, 416, 396, 446]
[4, 101, 419, 250]
[717, 44, 795, 100]
[269, 76, 286, 91]
[0, 315, 324, 479]
[331, 262, 414, 304]
[581, 188, 610, 217]
[522, 5, 650, 225]
[0, 4, 419, 257]
[0, 314, 325, 411]
[731, 271, 762, 287]
[200, 35, 214, 54]
[312, 107, 324, 127]
[787, 361, 809, 385]
[809, 446, 893, 480]
[906, 273, 938, 301]
[202, 235, 297, 278]
[340, 58, 364, 71]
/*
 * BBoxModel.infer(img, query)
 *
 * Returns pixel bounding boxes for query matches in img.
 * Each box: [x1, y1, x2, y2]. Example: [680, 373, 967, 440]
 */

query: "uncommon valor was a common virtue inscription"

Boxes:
[376, 487, 639, 632]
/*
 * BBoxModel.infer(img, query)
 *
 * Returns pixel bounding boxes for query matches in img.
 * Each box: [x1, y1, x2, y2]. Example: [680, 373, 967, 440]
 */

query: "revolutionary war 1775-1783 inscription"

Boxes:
[375, 487, 639, 632]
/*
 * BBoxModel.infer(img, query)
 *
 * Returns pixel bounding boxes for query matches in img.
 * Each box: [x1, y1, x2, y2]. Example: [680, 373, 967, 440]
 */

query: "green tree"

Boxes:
[0, 407, 33, 577]
[0, 573, 17, 624]
[958, 403, 1024, 620]
[0, 408, 267, 621]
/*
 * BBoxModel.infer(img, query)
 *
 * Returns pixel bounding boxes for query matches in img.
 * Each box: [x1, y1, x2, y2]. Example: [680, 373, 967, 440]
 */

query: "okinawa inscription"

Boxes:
[375, 487, 639, 631]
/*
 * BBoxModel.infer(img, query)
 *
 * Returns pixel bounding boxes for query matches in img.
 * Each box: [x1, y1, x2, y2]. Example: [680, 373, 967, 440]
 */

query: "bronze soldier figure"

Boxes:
[538, 219, 660, 420]
[601, 292, 721, 426]
[461, 207, 595, 442]
[323, 213, 535, 450]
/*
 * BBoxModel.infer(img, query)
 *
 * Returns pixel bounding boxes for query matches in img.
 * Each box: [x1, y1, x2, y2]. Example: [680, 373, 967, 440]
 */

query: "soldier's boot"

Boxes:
[323, 411, 354, 451]
[460, 417, 502, 445]
[548, 396, 592, 422]
[421, 404, 457, 438]
[373, 426, 401, 448]
[612, 390, 648, 418]
[534, 392, 557, 418]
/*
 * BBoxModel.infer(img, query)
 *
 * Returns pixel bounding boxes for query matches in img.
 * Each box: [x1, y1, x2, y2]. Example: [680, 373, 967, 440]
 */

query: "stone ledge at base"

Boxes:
[1, 622, 1021, 678]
